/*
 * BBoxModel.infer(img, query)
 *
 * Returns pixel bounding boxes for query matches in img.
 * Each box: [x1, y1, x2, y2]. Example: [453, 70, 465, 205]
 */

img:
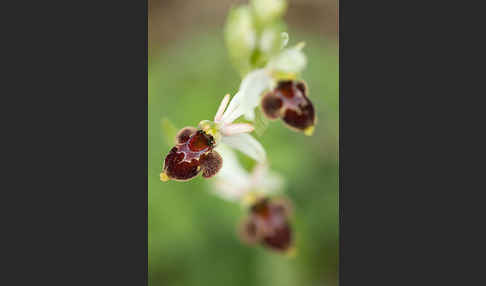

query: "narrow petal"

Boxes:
[220, 123, 255, 136]
[214, 94, 231, 123]
[221, 133, 266, 163]
[220, 90, 242, 124]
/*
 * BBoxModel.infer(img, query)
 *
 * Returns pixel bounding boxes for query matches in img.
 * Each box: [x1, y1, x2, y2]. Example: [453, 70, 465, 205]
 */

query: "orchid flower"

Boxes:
[160, 94, 266, 182]
[210, 144, 294, 254]
[239, 196, 295, 253]
[159, 0, 305, 255]
[221, 37, 316, 135]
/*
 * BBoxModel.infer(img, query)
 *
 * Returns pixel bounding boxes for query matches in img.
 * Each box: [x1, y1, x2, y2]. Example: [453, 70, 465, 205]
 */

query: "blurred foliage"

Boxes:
[149, 30, 338, 286]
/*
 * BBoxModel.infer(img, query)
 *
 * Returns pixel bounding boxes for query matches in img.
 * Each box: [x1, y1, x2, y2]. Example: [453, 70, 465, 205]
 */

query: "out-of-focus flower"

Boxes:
[250, 0, 287, 26]
[161, 95, 266, 182]
[261, 80, 316, 134]
[211, 144, 283, 202]
[239, 196, 294, 253]
[220, 37, 315, 135]
[225, 5, 257, 76]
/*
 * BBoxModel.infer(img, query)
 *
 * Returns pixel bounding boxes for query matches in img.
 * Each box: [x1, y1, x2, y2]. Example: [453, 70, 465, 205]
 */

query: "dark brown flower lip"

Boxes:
[161, 127, 220, 182]
[162, 146, 201, 181]
[239, 197, 294, 252]
[261, 80, 316, 135]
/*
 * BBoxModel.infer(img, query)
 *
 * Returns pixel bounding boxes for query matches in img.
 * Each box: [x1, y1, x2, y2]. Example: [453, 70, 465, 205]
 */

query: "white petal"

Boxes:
[220, 69, 274, 124]
[221, 133, 267, 163]
[214, 144, 248, 179]
[214, 94, 230, 123]
[211, 145, 251, 201]
[221, 90, 243, 123]
[261, 170, 285, 194]
[267, 43, 307, 74]
[244, 108, 255, 121]
[220, 123, 254, 136]
[211, 180, 247, 202]
[251, 164, 284, 195]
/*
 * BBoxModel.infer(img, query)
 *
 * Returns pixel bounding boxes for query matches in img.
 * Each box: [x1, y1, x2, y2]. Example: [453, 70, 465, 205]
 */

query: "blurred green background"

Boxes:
[149, 1, 338, 285]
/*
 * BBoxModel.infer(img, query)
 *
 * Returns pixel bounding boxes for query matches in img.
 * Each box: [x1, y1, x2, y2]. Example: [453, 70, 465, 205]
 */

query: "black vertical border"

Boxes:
[144, 0, 149, 284]
[2, 0, 150, 284]
[339, 0, 451, 284]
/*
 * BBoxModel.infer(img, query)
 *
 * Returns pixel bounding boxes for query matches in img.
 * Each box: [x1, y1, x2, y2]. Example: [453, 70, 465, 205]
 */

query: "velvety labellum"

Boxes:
[162, 128, 222, 181]
[261, 80, 316, 134]
[240, 197, 293, 252]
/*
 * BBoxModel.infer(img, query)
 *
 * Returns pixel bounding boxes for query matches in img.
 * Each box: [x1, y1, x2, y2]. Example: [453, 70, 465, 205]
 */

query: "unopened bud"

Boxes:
[250, 0, 287, 26]
[224, 5, 257, 76]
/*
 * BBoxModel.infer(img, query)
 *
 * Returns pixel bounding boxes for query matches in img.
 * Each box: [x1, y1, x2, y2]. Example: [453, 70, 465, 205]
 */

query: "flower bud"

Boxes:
[250, 0, 287, 26]
[224, 5, 257, 76]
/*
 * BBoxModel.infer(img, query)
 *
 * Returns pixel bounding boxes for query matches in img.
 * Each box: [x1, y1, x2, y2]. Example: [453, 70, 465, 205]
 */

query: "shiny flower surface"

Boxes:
[161, 128, 222, 181]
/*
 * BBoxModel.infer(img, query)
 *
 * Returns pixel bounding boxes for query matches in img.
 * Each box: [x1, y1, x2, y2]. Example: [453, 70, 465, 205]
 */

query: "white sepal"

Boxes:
[267, 43, 307, 74]
[211, 145, 251, 201]
[211, 146, 283, 202]
[221, 133, 267, 163]
[220, 69, 273, 124]
[251, 163, 284, 194]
